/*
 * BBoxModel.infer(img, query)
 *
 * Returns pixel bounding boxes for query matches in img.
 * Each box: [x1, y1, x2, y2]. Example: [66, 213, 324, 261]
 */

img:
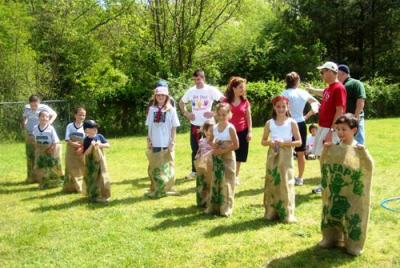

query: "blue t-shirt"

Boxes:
[83, 134, 108, 152]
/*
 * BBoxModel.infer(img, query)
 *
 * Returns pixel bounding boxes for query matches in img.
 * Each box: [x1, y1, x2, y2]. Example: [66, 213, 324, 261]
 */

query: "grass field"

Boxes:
[0, 118, 399, 267]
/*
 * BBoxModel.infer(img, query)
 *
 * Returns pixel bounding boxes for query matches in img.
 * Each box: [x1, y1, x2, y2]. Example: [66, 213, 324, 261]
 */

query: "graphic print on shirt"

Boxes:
[192, 95, 210, 111]
[153, 111, 166, 123]
[36, 135, 50, 144]
[323, 91, 330, 102]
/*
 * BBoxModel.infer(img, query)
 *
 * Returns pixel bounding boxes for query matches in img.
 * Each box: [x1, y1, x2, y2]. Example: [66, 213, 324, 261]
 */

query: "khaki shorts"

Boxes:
[312, 127, 340, 157]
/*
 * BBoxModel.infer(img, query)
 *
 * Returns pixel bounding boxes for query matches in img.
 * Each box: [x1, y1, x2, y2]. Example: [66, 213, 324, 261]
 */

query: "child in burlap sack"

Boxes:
[194, 120, 214, 207]
[23, 95, 57, 183]
[63, 107, 86, 193]
[82, 120, 111, 203]
[319, 114, 373, 256]
[145, 82, 180, 198]
[261, 96, 301, 223]
[206, 103, 239, 217]
[32, 110, 63, 189]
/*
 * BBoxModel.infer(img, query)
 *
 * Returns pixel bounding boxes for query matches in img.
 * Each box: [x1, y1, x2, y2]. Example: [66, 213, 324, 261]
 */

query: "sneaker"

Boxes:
[235, 177, 240, 185]
[312, 186, 322, 194]
[295, 177, 304, 186]
[186, 172, 196, 180]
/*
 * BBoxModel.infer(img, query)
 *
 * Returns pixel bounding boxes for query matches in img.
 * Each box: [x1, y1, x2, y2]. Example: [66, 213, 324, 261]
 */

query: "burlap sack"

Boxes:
[206, 142, 236, 216]
[83, 145, 111, 202]
[195, 151, 213, 207]
[25, 134, 37, 183]
[34, 143, 64, 189]
[263, 146, 296, 223]
[145, 149, 176, 198]
[320, 144, 374, 255]
[63, 137, 84, 193]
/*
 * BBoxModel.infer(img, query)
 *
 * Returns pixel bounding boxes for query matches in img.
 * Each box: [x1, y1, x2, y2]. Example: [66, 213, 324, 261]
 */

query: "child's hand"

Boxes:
[168, 143, 175, 152]
[323, 142, 333, 147]
[212, 148, 223, 156]
[356, 144, 365, 150]
[45, 145, 55, 155]
[75, 145, 83, 155]
[91, 140, 96, 146]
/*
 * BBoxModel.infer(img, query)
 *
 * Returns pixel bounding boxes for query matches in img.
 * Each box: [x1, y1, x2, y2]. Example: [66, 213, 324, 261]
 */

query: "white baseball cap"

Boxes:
[317, 61, 338, 72]
[155, 86, 169, 95]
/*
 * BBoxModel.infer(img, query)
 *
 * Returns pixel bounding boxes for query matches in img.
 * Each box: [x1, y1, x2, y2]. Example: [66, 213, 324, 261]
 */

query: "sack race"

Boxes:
[25, 134, 37, 183]
[145, 149, 176, 198]
[320, 144, 374, 255]
[83, 145, 111, 202]
[263, 146, 296, 223]
[206, 142, 236, 216]
[63, 137, 84, 193]
[195, 151, 213, 207]
[34, 143, 64, 189]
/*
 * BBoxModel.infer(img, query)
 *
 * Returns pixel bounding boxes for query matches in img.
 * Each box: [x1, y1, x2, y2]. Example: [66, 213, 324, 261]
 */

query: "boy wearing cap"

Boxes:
[306, 61, 347, 194]
[179, 69, 224, 180]
[337, 64, 366, 145]
[83, 120, 111, 202]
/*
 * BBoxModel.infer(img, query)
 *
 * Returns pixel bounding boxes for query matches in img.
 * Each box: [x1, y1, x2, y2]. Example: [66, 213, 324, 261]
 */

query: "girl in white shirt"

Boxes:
[63, 107, 86, 193]
[261, 96, 301, 223]
[145, 85, 180, 198]
[206, 103, 239, 217]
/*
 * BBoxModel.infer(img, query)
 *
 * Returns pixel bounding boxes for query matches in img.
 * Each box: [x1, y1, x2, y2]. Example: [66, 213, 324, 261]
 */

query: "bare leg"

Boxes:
[236, 161, 241, 177]
[297, 151, 305, 178]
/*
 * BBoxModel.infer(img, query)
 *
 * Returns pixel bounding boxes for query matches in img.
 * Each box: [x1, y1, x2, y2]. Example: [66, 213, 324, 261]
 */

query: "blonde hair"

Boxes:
[215, 102, 231, 115]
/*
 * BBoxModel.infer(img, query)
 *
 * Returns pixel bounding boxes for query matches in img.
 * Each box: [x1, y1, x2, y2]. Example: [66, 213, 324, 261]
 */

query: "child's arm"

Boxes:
[169, 127, 176, 151]
[213, 127, 239, 155]
[245, 102, 253, 141]
[261, 121, 272, 146]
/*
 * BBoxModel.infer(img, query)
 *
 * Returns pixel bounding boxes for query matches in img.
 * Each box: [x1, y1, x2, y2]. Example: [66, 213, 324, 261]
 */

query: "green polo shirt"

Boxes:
[344, 77, 366, 114]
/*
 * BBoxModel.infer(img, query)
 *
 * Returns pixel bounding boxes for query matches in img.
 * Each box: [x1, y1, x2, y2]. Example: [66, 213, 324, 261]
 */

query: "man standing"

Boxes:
[179, 69, 224, 179]
[338, 64, 366, 145]
[306, 61, 347, 193]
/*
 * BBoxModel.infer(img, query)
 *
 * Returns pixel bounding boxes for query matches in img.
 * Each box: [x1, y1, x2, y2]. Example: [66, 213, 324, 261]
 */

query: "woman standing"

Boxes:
[224, 77, 252, 185]
[282, 72, 319, 186]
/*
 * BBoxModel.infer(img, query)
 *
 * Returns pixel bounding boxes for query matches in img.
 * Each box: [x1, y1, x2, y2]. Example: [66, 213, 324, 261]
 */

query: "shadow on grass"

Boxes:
[31, 195, 148, 212]
[21, 190, 65, 201]
[0, 181, 27, 187]
[296, 192, 321, 207]
[112, 177, 148, 186]
[175, 177, 193, 185]
[0, 186, 40, 194]
[204, 217, 279, 238]
[236, 188, 264, 198]
[303, 176, 321, 186]
[265, 245, 354, 267]
[153, 205, 199, 218]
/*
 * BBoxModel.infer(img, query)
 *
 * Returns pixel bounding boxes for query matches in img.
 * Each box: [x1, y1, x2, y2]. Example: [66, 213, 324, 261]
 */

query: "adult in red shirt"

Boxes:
[306, 61, 346, 193]
[224, 77, 252, 185]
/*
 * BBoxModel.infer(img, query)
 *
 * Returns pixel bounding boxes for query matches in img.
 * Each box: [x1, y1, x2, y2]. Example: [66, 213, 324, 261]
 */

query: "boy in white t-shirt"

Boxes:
[306, 123, 318, 160]
[179, 69, 224, 179]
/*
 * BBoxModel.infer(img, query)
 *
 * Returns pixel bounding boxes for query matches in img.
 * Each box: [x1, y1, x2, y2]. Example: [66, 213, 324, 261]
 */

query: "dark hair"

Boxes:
[335, 113, 359, 131]
[83, 120, 99, 130]
[192, 69, 205, 78]
[225, 76, 247, 103]
[38, 110, 49, 118]
[29, 95, 40, 103]
[285, 72, 300, 89]
[308, 123, 318, 132]
[74, 107, 86, 114]
[202, 120, 214, 134]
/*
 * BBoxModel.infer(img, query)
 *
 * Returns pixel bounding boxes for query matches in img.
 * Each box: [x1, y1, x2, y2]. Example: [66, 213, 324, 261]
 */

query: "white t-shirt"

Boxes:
[268, 118, 295, 142]
[181, 85, 223, 126]
[282, 88, 316, 123]
[213, 123, 235, 142]
[65, 122, 85, 141]
[32, 124, 60, 144]
[23, 104, 57, 134]
[146, 106, 180, 148]
[306, 135, 315, 153]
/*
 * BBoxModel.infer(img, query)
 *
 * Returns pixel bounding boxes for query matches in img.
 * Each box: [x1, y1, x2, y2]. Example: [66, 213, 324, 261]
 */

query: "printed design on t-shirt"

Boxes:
[70, 132, 84, 140]
[153, 111, 166, 123]
[323, 91, 330, 102]
[191, 95, 210, 111]
[36, 135, 50, 144]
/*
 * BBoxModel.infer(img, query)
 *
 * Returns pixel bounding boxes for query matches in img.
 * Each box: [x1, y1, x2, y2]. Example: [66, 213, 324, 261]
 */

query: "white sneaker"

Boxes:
[186, 172, 196, 180]
[295, 177, 304, 186]
[235, 177, 240, 185]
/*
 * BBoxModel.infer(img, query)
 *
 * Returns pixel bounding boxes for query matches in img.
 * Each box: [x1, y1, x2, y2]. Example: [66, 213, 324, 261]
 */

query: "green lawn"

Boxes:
[0, 118, 399, 267]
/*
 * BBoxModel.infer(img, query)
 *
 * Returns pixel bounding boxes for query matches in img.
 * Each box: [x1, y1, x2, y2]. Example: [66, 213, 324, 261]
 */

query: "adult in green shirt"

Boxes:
[338, 64, 366, 144]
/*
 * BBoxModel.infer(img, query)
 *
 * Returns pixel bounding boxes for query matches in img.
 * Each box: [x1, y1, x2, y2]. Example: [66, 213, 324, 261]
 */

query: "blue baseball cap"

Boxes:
[338, 64, 350, 74]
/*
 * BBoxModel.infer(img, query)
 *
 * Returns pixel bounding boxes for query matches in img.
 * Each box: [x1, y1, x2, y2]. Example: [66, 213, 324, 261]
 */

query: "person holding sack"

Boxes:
[63, 107, 86, 193]
[319, 114, 373, 256]
[23, 95, 57, 183]
[206, 103, 239, 217]
[82, 120, 111, 203]
[32, 110, 63, 189]
[261, 96, 301, 223]
[145, 84, 180, 198]
[194, 119, 215, 208]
